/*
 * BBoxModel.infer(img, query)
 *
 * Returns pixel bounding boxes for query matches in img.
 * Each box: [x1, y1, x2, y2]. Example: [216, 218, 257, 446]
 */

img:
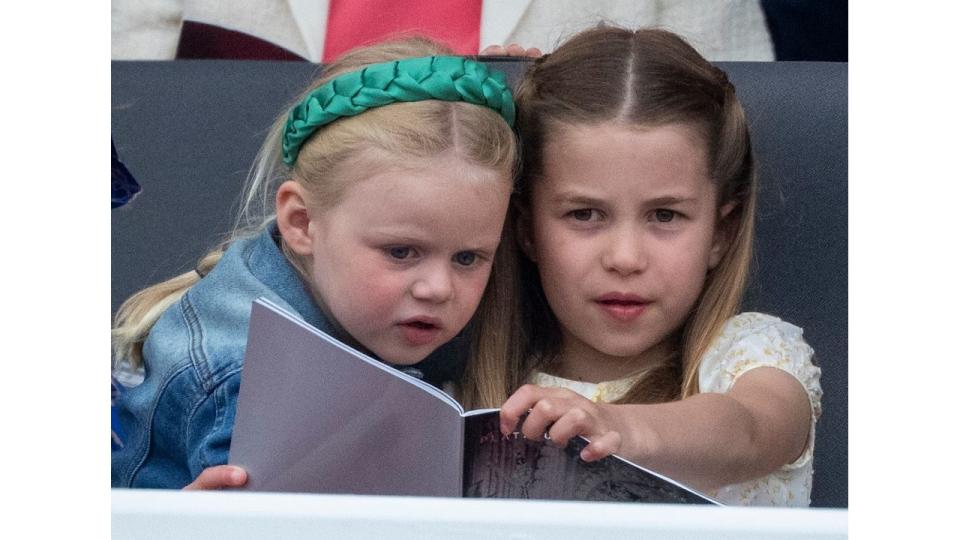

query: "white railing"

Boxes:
[112, 488, 848, 540]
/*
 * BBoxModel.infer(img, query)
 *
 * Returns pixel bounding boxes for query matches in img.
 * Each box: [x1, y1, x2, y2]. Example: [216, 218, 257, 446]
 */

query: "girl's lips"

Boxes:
[596, 292, 648, 303]
[595, 294, 649, 322]
[397, 318, 443, 346]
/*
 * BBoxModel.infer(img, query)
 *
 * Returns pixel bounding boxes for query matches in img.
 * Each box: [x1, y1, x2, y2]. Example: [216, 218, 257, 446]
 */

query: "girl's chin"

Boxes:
[589, 339, 661, 360]
[374, 343, 434, 367]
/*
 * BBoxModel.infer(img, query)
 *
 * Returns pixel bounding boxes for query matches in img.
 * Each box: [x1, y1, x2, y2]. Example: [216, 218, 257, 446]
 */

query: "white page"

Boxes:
[229, 298, 466, 496]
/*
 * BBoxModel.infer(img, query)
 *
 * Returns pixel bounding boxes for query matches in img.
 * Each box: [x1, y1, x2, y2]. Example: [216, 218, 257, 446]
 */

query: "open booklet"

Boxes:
[229, 298, 718, 504]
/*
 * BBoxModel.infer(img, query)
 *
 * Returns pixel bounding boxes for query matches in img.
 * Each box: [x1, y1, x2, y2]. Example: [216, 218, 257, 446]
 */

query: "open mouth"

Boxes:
[398, 318, 443, 346]
[404, 320, 437, 330]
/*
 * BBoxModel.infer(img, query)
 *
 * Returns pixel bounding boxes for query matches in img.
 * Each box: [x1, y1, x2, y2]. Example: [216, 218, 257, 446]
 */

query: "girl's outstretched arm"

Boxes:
[183, 465, 248, 490]
[499, 367, 811, 491]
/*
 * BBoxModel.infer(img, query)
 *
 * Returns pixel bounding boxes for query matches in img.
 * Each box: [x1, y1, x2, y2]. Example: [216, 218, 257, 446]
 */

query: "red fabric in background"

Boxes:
[177, 21, 307, 60]
[324, 0, 482, 62]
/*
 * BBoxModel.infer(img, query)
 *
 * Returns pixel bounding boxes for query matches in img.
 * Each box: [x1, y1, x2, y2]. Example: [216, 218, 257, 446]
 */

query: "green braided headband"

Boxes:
[282, 55, 516, 165]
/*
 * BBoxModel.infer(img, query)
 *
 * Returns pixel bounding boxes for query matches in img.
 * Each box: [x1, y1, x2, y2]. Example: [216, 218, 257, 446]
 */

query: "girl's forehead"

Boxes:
[543, 123, 708, 172]
[548, 121, 706, 150]
[351, 149, 510, 183]
[535, 122, 714, 200]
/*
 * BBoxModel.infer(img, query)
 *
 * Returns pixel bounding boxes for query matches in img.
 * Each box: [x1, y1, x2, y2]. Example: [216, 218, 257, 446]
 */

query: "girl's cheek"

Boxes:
[462, 269, 495, 312]
[353, 273, 405, 309]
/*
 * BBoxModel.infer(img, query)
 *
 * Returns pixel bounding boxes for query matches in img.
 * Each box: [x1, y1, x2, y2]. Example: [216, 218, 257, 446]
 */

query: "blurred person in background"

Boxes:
[112, 0, 777, 62]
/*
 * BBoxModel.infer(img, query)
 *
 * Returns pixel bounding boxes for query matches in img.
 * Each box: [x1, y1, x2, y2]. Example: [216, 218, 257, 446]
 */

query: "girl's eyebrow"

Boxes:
[366, 230, 425, 242]
[644, 195, 698, 206]
[550, 192, 606, 206]
[368, 230, 499, 254]
[550, 192, 698, 207]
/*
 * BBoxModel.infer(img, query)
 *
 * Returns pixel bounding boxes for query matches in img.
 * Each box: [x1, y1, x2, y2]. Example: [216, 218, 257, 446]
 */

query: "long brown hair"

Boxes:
[461, 26, 757, 408]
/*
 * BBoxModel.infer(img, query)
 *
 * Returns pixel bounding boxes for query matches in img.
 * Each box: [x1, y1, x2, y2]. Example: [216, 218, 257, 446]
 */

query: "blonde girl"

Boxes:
[464, 27, 822, 506]
[112, 38, 518, 490]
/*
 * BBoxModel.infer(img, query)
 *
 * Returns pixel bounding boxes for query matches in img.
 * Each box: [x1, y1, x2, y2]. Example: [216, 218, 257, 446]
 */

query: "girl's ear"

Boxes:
[515, 203, 537, 262]
[276, 180, 314, 257]
[708, 201, 738, 269]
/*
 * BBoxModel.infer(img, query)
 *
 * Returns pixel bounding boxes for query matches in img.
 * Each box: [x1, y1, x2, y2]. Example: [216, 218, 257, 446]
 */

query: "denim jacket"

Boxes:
[111, 225, 466, 488]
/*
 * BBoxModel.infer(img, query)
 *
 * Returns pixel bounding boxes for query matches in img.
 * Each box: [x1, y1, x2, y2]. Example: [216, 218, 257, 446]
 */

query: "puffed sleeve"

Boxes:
[697, 313, 823, 469]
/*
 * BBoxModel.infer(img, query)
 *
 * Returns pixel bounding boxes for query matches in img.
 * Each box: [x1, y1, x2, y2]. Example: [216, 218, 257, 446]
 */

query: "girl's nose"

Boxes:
[410, 265, 454, 303]
[600, 226, 648, 276]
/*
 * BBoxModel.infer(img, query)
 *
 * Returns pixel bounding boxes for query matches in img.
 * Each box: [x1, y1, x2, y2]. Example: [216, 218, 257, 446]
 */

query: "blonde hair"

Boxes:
[113, 37, 519, 369]
[461, 26, 757, 408]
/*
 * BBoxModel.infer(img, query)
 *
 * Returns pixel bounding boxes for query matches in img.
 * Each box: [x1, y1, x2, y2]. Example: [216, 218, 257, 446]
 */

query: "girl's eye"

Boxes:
[569, 209, 598, 221]
[387, 246, 413, 260]
[453, 251, 477, 267]
[654, 209, 677, 223]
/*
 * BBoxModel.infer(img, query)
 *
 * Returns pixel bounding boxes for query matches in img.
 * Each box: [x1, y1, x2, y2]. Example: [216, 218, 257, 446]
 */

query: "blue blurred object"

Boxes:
[112, 138, 138, 449]
[112, 376, 126, 450]
[112, 139, 141, 208]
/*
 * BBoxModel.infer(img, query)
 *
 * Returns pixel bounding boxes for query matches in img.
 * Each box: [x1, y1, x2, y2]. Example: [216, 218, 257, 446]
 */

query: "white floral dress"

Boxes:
[529, 312, 822, 507]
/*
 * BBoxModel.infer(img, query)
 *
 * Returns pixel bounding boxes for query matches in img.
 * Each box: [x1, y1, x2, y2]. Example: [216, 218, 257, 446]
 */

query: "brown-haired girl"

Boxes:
[465, 27, 822, 506]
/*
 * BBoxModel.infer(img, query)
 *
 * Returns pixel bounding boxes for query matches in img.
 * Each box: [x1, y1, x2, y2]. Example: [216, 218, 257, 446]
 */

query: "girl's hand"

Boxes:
[183, 465, 248, 490]
[500, 384, 631, 462]
[480, 44, 543, 58]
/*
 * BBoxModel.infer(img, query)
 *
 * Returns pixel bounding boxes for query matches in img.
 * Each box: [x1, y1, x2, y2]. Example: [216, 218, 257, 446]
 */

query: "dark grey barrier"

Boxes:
[111, 58, 847, 507]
